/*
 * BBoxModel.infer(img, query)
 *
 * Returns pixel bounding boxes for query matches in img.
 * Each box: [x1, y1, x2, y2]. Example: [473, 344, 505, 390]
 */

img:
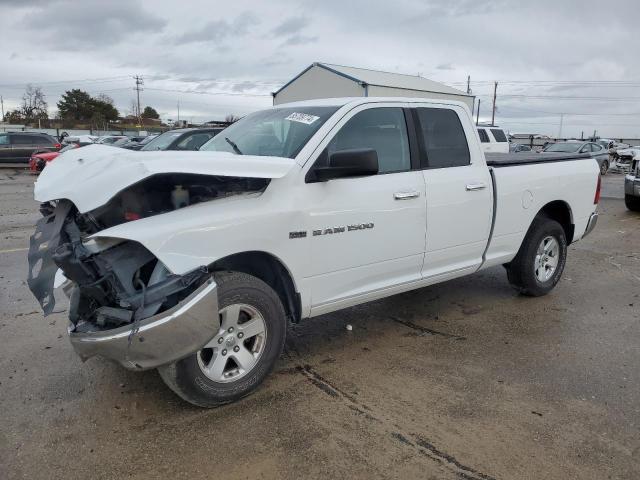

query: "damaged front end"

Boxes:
[27, 199, 219, 370]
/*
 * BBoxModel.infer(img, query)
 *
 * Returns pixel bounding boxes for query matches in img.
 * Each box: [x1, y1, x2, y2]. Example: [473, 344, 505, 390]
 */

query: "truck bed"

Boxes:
[485, 152, 591, 167]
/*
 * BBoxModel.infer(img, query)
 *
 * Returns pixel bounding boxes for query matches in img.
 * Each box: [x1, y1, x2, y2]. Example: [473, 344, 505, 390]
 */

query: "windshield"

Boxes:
[544, 143, 581, 153]
[140, 131, 184, 151]
[199, 106, 339, 158]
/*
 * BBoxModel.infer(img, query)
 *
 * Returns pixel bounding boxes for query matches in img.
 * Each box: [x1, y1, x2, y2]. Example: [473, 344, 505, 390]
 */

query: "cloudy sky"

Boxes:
[1, 0, 639, 138]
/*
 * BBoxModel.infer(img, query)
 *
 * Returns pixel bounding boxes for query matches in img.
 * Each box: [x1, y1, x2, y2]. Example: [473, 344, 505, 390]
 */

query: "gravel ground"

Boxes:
[0, 169, 638, 480]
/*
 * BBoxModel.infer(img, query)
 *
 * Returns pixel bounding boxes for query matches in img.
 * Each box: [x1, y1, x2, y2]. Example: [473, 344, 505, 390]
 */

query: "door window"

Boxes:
[477, 129, 490, 143]
[326, 108, 410, 174]
[490, 129, 508, 142]
[13, 134, 37, 145]
[415, 108, 470, 168]
[176, 133, 214, 150]
[0, 134, 8, 145]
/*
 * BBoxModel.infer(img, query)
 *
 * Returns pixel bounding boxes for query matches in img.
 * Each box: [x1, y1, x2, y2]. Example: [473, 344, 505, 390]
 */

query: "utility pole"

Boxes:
[133, 75, 144, 125]
[491, 81, 498, 126]
[466, 75, 471, 95]
[558, 113, 564, 139]
[476, 99, 480, 125]
[0, 95, 4, 122]
[177, 101, 180, 126]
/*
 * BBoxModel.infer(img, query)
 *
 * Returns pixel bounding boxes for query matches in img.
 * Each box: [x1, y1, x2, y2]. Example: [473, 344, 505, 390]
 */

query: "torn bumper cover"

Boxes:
[27, 200, 219, 370]
[69, 279, 219, 370]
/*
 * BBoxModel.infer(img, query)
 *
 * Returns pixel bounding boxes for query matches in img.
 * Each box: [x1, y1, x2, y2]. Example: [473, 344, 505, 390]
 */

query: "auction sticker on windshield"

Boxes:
[285, 112, 320, 125]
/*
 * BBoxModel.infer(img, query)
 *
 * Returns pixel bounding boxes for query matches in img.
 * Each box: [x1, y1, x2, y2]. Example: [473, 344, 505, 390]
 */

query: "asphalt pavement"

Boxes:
[0, 168, 638, 479]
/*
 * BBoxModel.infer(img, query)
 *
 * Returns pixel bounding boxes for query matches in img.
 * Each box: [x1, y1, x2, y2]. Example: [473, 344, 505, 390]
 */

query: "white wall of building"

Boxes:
[366, 85, 474, 111]
[273, 65, 364, 105]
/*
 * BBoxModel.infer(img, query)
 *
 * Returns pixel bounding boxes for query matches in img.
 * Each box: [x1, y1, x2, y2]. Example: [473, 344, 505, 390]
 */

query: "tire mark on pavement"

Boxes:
[285, 338, 496, 480]
[390, 316, 466, 340]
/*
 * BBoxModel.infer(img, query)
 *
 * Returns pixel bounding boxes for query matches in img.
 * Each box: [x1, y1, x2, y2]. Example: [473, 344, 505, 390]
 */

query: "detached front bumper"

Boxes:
[69, 278, 220, 370]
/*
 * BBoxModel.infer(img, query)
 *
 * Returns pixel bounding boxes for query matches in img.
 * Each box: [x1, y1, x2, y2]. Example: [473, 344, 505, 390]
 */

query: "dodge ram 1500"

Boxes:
[27, 97, 601, 407]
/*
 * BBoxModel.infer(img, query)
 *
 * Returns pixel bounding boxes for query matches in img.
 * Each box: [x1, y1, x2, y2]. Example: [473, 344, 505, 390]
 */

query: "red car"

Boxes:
[29, 144, 79, 172]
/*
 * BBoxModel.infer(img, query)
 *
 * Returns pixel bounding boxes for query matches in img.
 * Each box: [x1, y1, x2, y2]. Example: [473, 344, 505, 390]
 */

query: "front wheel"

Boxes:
[506, 216, 567, 296]
[158, 271, 287, 408]
[600, 160, 609, 176]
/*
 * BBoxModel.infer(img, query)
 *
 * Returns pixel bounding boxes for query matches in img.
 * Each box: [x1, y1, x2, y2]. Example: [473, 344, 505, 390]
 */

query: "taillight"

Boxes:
[124, 211, 141, 221]
[594, 174, 601, 204]
[54, 143, 61, 150]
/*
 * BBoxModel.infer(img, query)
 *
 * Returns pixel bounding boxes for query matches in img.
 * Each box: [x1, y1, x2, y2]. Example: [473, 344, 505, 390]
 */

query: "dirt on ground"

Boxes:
[1, 169, 638, 479]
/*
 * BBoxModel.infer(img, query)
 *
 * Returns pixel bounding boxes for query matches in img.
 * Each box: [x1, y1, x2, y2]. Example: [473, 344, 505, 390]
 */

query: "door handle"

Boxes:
[394, 191, 420, 200]
[465, 183, 487, 191]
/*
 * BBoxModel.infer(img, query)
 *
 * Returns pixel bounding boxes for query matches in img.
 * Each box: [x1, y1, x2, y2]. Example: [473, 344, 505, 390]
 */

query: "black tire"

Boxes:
[626, 194, 640, 212]
[506, 216, 567, 297]
[158, 271, 287, 408]
[600, 160, 609, 176]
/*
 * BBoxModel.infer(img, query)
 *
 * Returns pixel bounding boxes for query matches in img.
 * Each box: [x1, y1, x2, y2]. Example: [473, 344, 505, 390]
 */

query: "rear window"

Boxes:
[477, 129, 490, 143]
[490, 129, 507, 142]
[141, 131, 185, 151]
[415, 108, 470, 169]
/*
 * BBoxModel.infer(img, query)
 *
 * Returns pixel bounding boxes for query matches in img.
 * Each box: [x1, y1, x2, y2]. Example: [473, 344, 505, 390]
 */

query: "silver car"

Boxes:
[543, 141, 610, 175]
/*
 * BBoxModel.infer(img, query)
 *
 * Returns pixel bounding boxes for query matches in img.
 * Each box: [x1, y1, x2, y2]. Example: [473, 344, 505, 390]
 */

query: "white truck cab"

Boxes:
[28, 97, 601, 407]
[477, 124, 509, 153]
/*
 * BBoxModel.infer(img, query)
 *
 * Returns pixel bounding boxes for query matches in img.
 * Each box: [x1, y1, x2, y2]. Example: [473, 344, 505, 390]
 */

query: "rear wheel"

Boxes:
[506, 216, 567, 296]
[158, 271, 287, 408]
[626, 194, 640, 212]
[600, 160, 609, 176]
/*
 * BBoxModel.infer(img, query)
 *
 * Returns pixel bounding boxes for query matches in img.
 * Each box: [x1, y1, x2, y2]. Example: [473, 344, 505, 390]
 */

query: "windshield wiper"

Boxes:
[225, 137, 242, 155]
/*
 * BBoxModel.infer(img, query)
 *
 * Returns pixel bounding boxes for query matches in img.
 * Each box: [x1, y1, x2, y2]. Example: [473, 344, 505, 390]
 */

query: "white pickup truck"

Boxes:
[28, 97, 601, 407]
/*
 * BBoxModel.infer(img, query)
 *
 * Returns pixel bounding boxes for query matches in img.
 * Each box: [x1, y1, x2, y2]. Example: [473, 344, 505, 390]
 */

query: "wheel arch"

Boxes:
[535, 200, 574, 243]
[210, 251, 301, 323]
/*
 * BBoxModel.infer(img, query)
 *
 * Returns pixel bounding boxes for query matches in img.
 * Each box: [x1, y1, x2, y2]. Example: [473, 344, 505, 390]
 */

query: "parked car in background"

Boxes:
[543, 141, 610, 175]
[63, 135, 98, 145]
[29, 143, 80, 173]
[625, 156, 640, 211]
[477, 125, 509, 153]
[97, 135, 128, 145]
[140, 128, 223, 151]
[613, 145, 639, 173]
[510, 143, 532, 153]
[0, 132, 60, 163]
[122, 135, 158, 150]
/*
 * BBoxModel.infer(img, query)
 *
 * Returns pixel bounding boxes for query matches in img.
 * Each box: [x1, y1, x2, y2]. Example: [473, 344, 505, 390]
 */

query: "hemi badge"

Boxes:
[289, 231, 307, 239]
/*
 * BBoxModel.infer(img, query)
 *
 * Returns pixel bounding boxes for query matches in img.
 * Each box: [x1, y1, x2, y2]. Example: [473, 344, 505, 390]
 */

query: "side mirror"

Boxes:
[313, 149, 379, 182]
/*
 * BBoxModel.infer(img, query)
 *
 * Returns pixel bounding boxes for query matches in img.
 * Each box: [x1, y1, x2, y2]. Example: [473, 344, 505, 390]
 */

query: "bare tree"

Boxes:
[225, 114, 240, 123]
[21, 84, 48, 120]
[96, 93, 115, 106]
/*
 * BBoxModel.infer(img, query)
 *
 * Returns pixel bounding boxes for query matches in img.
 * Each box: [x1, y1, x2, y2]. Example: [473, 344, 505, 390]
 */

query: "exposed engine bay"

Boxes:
[27, 174, 269, 332]
[79, 173, 270, 232]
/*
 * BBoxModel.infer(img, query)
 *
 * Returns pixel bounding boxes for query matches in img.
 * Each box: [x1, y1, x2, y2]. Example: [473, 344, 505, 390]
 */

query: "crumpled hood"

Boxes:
[34, 144, 296, 212]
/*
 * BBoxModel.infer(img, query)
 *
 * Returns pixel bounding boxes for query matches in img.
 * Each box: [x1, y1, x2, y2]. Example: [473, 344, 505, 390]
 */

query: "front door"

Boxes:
[413, 106, 493, 278]
[304, 105, 426, 314]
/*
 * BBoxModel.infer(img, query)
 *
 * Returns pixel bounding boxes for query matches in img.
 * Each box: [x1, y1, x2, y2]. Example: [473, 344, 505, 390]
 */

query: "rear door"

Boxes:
[413, 105, 493, 278]
[11, 134, 41, 162]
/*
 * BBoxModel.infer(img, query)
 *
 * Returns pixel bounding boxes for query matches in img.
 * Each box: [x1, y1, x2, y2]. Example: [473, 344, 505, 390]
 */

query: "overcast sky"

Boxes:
[1, 0, 639, 138]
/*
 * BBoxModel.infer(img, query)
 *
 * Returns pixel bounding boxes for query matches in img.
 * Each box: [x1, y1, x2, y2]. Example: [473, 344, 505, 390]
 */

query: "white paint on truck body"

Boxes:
[34, 97, 599, 319]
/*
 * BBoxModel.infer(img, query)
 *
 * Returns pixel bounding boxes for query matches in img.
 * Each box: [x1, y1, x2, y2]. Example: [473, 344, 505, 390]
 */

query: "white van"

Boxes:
[477, 125, 509, 153]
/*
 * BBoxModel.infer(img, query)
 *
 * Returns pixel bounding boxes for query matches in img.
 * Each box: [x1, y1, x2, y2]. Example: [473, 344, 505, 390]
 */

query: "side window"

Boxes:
[477, 129, 490, 143]
[176, 133, 214, 150]
[13, 134, 36, 145]
[590, 143, 602, 152]
[326, 107, 410, 174]
[580, 145, 590, 153]
[34, 135, 54, 146]
[490, 129, 508, 143]
[415, 108, 470, 169]
[0, 134, 8, 145]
